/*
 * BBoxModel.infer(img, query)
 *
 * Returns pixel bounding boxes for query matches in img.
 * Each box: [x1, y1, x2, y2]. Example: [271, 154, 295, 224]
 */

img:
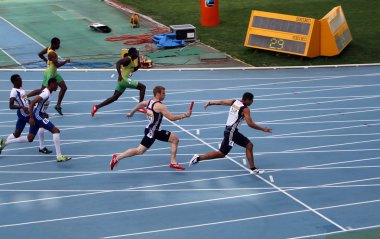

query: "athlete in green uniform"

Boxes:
[38, 37, 70, 115]
[91, 47, 146, 117]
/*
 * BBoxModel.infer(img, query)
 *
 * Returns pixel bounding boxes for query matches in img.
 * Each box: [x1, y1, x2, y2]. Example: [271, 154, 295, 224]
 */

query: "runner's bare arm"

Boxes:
[156, 103, 191, 121]
[243, 108, 272, 133]
[204, 99, 234, 110]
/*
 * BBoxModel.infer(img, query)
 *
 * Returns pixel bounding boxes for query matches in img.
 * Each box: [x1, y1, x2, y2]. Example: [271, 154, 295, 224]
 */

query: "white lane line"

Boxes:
[263, 165, 380, 172]
[0, 169, 245, 174]
[0, 16, 45, 48]
[0, 173, 250, 207]
[0, 48, 24, 69]
[257, 96, 380, 114]
[186, 100, 380, 121]
[102, 199, 380, 238]
[256, 148, 380, 156]
[282, 138, 380, 153]
[2, 105, 380, 115]
[2, 165, 380, 175]
[259, 84, 380, 98]
[8, 186, 374, 232]
[2, 131, 380, 143]
[0, 189, 281, 229]
[1, 184, 380, 192]
[2, 95, 379, 104]
[2, 148, 380, 159]
[271, 122, 380, 138]
[167, 85, 380, 91]
[0, 136, 218, 155]
[288, 223, 380, 239]
[323, 176, 380, 187]
[0, 71, 378, 80]
[163, 74, 380, 95]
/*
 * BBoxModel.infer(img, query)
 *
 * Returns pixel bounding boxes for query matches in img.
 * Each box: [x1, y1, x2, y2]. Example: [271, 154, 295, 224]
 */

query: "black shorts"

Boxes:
[219, 128, 250, 155]
[140, 128, 171, 148]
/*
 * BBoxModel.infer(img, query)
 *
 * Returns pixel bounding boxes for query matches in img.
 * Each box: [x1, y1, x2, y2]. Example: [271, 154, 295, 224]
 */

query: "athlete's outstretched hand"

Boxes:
[262, 127, 272, 133]
[204, 101, 210, 110]
[126, 112, 134, 118]
[185, 109, 192, 118]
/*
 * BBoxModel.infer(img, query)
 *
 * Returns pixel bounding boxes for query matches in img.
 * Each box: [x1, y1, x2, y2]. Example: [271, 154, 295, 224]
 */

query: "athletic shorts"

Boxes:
[29, 114, 56, 135]
[115, 78, 139, 93]
[15, 110, 30, 131]
[43, 69, 63, 87]
[219, 128, 250, 155]
[140, 128, 171, 149]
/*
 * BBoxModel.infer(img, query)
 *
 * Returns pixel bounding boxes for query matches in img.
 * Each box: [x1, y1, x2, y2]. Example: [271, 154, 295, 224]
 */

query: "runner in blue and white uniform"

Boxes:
[189, 92, 272, 174]
[0, 74, 51, 155]
[109, 86, 192, 171]
[28, 77, 71, 162]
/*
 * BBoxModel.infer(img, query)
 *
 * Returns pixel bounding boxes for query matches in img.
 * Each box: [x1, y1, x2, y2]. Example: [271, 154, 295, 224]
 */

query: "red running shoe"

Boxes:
[170, 163, 185, 170]
[110, 154, 118, 171]
[138, 108, 147, 114]
[91, 105, 98, 117]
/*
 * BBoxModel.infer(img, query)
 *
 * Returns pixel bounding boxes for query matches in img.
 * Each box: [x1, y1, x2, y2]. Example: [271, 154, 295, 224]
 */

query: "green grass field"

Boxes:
[119, 0, 380, 66]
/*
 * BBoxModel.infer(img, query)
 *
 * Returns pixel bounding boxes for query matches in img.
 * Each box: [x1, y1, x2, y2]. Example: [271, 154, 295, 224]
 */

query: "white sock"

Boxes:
[6, 136, 28, 145]
[53, 133, 62, 158]
[38, 128, 45, 150]
[7, 134, 16, 142]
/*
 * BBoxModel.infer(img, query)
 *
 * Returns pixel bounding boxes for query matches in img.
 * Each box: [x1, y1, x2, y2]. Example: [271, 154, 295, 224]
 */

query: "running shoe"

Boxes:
[169, 163, 185, 170]
[39, 147, 52, 154]
[189, 154, 199, 166]
[110, 154, 118, 171]
[55, 106, 63, 115]
[57, 155, 72, 162]
[0, 138, 6, 154]
[138, 108, 147, 114]
[250, 168, 264, 174]
[91, 105, 98, 117]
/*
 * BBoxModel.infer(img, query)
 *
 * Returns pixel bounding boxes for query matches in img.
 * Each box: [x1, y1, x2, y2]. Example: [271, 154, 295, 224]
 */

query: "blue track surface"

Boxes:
[0, 17, 46, 69]
[0, 66, 379, 238]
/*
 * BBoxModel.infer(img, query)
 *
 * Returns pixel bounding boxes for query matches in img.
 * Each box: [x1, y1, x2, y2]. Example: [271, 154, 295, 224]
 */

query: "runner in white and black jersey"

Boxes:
[189, 92, 272, 174]
[0, 74, 51, 155]
[110, 86, 192, 171]
[28, 78, 71, 162]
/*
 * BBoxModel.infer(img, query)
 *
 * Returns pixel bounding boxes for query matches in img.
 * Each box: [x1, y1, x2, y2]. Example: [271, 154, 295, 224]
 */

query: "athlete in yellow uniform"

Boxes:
[91, 47, 146, 117]
[38, 37, 70, 115]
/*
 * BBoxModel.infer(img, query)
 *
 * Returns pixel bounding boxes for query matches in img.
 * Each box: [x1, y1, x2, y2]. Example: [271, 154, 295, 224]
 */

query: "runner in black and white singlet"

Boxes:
[143, 98, 167, 144]
[0, 74, 51, 155]
[189, 92, 272, 174]
[110, 86, 192, 171]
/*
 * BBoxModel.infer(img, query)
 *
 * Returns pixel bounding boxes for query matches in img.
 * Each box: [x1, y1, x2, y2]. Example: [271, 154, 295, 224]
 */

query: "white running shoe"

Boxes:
[251, 168, 264, 174]
[189, 154, 199, 166]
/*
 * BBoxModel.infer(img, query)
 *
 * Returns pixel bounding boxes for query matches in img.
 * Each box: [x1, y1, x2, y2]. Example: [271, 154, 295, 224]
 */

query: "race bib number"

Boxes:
[229, 140, 234, 147]
[21, 95, 28, 105]
[43, 118, 50, 124]
[230, 108, 238, 114]
[147, 130, 154, 139]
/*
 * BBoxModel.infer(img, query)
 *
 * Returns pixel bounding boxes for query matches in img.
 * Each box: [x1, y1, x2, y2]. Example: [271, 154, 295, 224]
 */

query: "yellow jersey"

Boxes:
[121, 56, 136, 79]
[46, 47, 57, 76]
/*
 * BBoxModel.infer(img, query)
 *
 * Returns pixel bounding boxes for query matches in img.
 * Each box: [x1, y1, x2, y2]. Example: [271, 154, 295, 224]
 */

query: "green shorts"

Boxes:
[43, 69, 63, 87]
[115, 78, 139, 93]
